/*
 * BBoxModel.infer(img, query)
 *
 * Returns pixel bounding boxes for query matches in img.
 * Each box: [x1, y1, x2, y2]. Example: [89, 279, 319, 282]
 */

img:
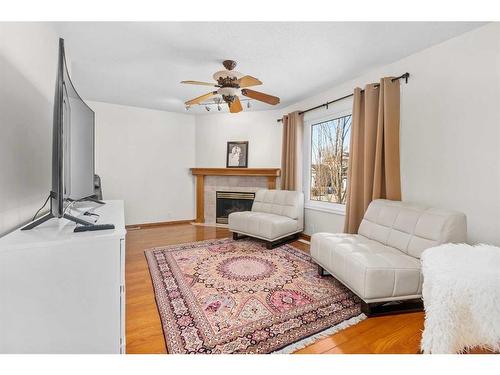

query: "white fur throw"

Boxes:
[421, 243, 500, 353]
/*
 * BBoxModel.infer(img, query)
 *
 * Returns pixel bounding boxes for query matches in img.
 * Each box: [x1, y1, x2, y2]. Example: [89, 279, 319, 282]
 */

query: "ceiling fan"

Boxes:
[181, 60, 280, 113]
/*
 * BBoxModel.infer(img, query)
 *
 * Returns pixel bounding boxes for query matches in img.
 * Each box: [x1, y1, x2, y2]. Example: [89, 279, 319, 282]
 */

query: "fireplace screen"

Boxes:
[216, 191, 255, 224]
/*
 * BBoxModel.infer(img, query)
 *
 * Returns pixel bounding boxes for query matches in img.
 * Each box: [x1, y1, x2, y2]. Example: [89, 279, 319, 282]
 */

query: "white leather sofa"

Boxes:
[311, 199, 467, 315]
[228, 189, 304, 249]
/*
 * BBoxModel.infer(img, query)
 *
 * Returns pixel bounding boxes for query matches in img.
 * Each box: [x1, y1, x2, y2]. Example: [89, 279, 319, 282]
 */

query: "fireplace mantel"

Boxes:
[190, 168, 280, 177]
[190, 168, 281, 223]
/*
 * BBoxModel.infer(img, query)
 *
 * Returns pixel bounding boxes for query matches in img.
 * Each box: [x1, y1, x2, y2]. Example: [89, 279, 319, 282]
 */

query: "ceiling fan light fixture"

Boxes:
[217, 87, 239, 96]
[213, 70, 243, 81]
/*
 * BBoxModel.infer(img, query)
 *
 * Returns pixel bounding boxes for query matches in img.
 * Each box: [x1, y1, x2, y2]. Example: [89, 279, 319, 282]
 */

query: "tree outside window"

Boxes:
[310, 115, 352, 204]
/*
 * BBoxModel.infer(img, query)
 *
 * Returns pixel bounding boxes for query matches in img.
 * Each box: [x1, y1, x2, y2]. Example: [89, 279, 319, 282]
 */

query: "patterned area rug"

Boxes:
[145, 238, 363, 354]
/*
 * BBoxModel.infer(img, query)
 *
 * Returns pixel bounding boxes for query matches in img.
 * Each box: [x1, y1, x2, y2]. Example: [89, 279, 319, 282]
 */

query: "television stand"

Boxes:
[0, 200, 126, 353]
[84, 196, 105, 205]
[21, 197, 96, 231]
[21, 212, 94, 231]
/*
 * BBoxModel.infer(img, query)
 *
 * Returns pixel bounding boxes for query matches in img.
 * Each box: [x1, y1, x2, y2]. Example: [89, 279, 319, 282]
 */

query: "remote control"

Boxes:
[74, 224, 115, 232]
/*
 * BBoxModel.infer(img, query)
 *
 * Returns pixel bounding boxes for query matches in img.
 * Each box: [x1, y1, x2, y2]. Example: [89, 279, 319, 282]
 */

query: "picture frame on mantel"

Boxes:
[226, 141, 248, 168]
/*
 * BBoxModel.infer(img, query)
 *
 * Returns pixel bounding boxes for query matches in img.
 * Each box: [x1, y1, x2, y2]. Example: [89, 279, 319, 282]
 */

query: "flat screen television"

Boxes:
[23, 38, 99, 230]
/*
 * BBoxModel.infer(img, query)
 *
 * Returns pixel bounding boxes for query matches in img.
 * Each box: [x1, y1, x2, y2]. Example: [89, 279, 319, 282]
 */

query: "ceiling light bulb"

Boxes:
[217, 87, 239, 96]
[205, 106, 210, 112]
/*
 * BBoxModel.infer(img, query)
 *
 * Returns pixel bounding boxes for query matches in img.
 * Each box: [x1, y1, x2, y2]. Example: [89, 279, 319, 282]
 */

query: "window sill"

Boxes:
[304, 203, 346, 216]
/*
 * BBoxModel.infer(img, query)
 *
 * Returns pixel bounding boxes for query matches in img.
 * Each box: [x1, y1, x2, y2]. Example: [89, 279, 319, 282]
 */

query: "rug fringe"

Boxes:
[273, 314, 367, 354]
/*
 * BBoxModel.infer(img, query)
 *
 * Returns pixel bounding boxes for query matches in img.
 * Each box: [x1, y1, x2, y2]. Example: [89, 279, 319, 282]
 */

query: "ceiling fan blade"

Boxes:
[238, 75, 262, 88]
[181, 80, 216, 87]
[241, 89, 280, 105]
[185, 91, 217, 105]
[229, 96, 243, 113]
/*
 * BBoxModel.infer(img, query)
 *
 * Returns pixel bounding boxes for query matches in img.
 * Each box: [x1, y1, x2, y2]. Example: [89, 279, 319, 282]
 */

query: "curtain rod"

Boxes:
[276, 72, 410, 123]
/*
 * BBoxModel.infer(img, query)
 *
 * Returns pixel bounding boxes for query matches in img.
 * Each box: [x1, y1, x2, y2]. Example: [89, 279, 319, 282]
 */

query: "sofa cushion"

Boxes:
[228, 211, 299, 240]
[358, 199, 467, 258]
[311, 232, 422, 301]
[251, 190, 302, 220]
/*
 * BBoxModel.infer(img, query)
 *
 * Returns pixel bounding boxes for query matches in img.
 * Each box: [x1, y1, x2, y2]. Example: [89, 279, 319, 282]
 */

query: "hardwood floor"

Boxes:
[125, 223, 425, 354]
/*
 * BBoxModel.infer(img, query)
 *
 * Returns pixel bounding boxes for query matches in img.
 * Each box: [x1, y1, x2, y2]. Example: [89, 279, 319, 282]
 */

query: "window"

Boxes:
[309, 114, 352, 205]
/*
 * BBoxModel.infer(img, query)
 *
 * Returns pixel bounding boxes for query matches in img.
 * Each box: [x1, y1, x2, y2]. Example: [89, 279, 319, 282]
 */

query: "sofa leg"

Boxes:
[265, 240, 276, 249]
[265, 233, 300, 249]
[361, 299, 424, 317]
[318, 265, 326, 277]
[232, 232, 247, 241]
[265, 233, 300, 250]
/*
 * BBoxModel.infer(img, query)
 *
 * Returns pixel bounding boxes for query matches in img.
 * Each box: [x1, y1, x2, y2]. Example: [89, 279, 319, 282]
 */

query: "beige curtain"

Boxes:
[344, 77, 401, 233]
[281, 111, 304, 190]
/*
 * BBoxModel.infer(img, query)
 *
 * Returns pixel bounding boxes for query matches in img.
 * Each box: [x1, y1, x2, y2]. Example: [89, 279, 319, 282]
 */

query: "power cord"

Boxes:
[66, 200, 100, 227]
[32, 196, 100, 225]
[63, 200, 78, 217]
[32, 194, 51, 221]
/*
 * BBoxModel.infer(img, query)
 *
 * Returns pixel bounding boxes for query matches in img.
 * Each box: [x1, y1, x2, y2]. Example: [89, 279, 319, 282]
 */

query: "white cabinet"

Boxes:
[0, 200, 126, 354]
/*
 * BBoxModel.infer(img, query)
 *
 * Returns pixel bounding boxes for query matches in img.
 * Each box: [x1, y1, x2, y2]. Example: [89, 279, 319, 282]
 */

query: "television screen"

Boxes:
[52, 38, 95, 217]
[63, 65, 95, 201]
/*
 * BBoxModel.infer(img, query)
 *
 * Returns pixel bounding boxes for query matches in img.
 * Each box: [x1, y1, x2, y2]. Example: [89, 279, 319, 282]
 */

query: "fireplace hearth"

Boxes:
[216, 191, 255, 224]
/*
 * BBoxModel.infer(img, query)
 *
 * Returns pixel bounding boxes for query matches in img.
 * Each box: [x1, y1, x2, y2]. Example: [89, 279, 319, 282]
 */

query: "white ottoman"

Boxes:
[421, 243, 500, 353]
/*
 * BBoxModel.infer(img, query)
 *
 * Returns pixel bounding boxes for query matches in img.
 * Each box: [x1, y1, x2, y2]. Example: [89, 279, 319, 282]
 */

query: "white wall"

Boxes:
[89, 101, 196, 225]
[398, 23, 500, 246]
[0, 23, 58, 236]
[279, 23, 500, 245]
[195, 110, 282, 168]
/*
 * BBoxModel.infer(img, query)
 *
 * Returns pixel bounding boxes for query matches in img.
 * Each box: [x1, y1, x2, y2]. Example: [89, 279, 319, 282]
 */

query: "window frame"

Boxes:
[303, 109, 352, 215]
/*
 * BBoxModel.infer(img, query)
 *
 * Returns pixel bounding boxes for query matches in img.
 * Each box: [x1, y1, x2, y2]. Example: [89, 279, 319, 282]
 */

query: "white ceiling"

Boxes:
[54, 22, 485, 114]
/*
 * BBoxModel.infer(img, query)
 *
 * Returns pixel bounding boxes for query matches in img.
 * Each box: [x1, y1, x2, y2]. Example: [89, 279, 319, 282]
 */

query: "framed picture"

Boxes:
[226, 141, 248, 168]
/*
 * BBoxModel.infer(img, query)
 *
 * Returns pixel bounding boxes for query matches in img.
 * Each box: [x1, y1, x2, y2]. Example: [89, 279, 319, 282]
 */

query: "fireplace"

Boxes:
[216, 191, 255, 224]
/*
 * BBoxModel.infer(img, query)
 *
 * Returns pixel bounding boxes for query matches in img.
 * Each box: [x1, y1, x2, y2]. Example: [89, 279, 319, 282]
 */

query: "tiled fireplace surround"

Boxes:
[204, 176, 268, 225]
[190, 168, 281, 224]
